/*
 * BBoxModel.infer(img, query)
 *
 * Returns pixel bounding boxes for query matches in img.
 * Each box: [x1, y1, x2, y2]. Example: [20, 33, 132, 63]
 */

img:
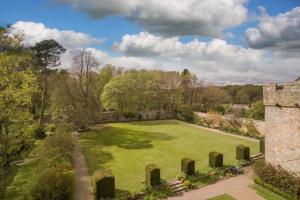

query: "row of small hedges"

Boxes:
[254, 160, 300, 199]
[31, 130, 74, 200]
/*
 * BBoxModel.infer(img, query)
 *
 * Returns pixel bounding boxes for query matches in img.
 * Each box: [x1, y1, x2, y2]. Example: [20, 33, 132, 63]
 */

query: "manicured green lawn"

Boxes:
[207, 193, 236, 200]
[250, 184, 286, 200]
[80, 120, 259, 193]
[3, 140, 46, 200]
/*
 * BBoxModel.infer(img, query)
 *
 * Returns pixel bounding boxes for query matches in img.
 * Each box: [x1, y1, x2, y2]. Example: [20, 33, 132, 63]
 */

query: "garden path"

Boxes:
[168, 167, 264, 200]
[72, 132, 94, 200]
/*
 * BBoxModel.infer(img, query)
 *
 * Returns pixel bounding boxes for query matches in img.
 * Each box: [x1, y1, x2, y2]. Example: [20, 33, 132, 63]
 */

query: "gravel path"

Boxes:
[72, 132, 94, 200]
[168, 167, 264, 200]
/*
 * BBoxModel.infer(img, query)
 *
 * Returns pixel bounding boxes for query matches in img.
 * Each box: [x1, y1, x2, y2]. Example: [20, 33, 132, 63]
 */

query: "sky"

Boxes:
[1, 0, 300, 84]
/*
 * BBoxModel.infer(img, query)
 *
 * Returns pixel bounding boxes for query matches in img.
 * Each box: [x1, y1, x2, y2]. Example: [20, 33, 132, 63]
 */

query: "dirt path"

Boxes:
[168, 167, 264, 200]
[177, 120, 259, 143]
[72, 132, 94, 200]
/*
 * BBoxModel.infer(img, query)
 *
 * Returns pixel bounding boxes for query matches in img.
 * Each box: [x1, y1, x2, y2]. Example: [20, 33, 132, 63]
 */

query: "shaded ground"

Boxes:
[80, 120, 259, 193]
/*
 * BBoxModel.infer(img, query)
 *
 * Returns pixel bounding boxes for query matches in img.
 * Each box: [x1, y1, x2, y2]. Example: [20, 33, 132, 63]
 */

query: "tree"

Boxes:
[50, 50, 100, 130]
[246, 100, 265, 120]
[31, 40, 66, 127]
[0, 28, 37, 167]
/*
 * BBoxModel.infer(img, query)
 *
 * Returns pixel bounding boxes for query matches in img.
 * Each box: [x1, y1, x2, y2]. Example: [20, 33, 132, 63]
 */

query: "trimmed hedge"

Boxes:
[209, 152, 223, 168]
[236, 145, 250, 160]
[145, 164, 161, 188]
[181, 158, 195, 175]
[259, 137, 265, 154]
[254, 160, 300, 199]
[92, 170, 115, 199]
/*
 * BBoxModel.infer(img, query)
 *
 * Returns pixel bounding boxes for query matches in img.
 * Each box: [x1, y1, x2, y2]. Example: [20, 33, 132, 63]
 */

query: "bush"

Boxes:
[177, 105, 194, 122]
[31, 167, 74, 200]
[236, 145, 250, 160]
[209, 152, 223, 168]
[254, 160, 300, 199]
[145, 164, 161, 188]
[181, 158, 195, 175]
[43, 132, 73, 166]
[34, 126, 46, 139]
[92, 170, 115, 199]
[259, 137, 265, 154]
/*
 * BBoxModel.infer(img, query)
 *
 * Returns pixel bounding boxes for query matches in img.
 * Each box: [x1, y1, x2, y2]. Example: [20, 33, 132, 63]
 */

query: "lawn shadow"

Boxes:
[89, 126, 174, 150]
[115, 189, 131, 199]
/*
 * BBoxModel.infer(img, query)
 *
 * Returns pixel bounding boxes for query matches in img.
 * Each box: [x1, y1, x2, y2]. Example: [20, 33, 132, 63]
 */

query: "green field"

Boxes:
[80, 120, 259, 193]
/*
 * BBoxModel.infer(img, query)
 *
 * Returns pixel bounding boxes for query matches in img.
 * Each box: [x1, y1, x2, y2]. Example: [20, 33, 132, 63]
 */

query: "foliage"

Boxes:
[207, 194, 237, 200]
[0, 27, 38, 168]
[253, 160, 300, 199]
[92, 170, 115, 199]
[43, 131, 73, 166]
[181, 158, 195, 175]
[145, 164, 161, 188]
[223, 84, 263, 104]
[31, 166, 74, 200]
[143, 182, 173, 200]
[177, 105, 194, 122]
[209, 152, 223, 168]
[251, 184, 286, 200]
[246, 100, 265, 120]
[236, 145, 250, 160]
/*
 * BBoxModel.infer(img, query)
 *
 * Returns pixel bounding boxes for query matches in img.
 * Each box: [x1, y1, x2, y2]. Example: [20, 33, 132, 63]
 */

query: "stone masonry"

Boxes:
[263, 81, 300, 175]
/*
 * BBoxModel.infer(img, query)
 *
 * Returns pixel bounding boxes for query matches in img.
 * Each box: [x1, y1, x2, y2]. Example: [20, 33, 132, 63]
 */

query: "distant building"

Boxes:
[263, 80, 300, 175]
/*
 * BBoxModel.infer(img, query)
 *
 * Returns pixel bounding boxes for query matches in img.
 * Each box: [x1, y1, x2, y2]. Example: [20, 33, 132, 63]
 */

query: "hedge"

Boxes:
[145, 164, 161, 188]
[92, 170, 115, 199]
[209, 152, 223, 168]
[181, 158, 195, 175]
[259, 137, 265, 154]
[254, 160, 300, 199]
[236, 145, 250, 160]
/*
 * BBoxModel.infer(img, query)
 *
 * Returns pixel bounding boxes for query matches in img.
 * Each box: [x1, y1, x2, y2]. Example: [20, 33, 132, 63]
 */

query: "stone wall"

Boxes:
[263, 81, 300, 175]
[98, 110, 176, 123]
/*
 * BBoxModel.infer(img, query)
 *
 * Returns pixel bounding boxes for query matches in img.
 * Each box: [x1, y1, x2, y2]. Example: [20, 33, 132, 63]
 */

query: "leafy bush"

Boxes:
[254, 160, 300, 199]
[259, 137, 265, 154]
[177, 105, 194, 122]
[209, 152, 223, 168]
[92, 170, 115, 199]
[236, 145, 250, 160]
[33, 126, 46, 139]
[145, 164, 160, 188]
[181, 158, 195, 175]
[43, 132, 73, 166]
[143, 182, 173, 200]
[31, 167, 74, 200]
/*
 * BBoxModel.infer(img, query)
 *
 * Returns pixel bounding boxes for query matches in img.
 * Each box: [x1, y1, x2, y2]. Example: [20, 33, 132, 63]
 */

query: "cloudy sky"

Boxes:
[1, 0, 300, 84]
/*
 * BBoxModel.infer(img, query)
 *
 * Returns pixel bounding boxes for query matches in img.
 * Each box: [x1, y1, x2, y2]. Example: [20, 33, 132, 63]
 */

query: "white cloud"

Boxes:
[10, 21, 103, 49]
[55, 0, 248, 36]
[246, 7, 300, 49]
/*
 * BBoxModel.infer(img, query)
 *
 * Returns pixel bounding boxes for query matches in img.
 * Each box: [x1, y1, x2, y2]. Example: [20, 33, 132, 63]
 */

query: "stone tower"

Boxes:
[263, 80, 300, 175]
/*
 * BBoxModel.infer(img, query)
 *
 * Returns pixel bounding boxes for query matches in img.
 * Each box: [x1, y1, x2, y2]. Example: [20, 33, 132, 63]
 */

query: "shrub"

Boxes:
[43, 132, 73, 166]
[181, 158, 195, 175]
[209, 152, 223, 168]
[254, 160, 300, 199]
[92, 170, 115, 199]
[236, 145, 250, 160]
[259, 137, 265, 154]
[31, 167, 74, 200]
[177, 105, 194, 122]
[145, 164, 161, 188]
[34, 126, 46, 139]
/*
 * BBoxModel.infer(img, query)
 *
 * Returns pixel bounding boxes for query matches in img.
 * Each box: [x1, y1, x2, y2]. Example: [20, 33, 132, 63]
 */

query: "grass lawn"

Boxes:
[80, 120, 259, 193]
[250, 184, 286, 200]
[3, 140, 46, 200]
[207, 194, 236, 200]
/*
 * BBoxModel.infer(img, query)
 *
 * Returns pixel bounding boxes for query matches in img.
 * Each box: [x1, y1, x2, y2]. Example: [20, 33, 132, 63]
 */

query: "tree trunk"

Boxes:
[39, 71, 48, 127]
